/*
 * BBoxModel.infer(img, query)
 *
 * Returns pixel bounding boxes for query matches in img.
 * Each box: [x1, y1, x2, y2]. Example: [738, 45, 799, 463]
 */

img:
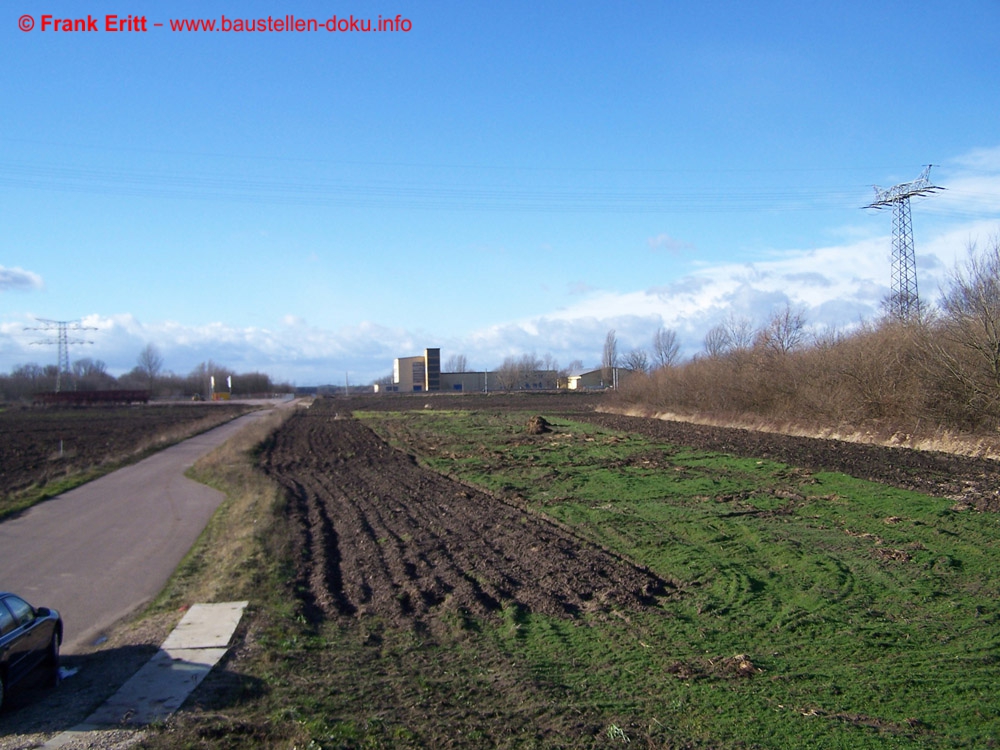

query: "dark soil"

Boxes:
[352, 392, 1000, 510]
[581, 411, 1000, 511]
[0, 403, 253, 503]
[7, 391, 1000, 746]
[249, 392, 1000, 746]
[258, 401, 677, 629]
[525, 415, 552, 434]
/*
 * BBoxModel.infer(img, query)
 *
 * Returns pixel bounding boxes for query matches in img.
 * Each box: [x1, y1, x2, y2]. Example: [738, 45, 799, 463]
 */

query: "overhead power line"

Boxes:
[0, 160, 877, 214]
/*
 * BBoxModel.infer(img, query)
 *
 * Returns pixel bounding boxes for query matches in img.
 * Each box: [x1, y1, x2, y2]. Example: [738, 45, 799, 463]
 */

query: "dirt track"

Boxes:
[259, 402, 676, 628]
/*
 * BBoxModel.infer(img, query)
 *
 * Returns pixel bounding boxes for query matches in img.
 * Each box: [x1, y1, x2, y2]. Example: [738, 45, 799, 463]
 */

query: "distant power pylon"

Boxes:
[864, 165, 944, 319]
[24, 318, 97, 392]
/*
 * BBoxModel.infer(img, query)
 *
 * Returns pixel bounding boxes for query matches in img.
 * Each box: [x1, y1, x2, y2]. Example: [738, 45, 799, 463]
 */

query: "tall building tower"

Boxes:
[424, 348, 441, 392]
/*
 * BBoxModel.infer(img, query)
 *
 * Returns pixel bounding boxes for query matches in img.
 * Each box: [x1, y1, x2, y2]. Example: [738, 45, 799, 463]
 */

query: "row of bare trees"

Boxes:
[602, 326, 682, 384]
[493, 353, 566, 391]
[617, 236, 1000, 434]
[0, 343, 292, 401]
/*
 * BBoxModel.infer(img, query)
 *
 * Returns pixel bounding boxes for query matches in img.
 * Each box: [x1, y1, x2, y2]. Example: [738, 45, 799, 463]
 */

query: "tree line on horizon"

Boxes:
[0, 343, 293, 402]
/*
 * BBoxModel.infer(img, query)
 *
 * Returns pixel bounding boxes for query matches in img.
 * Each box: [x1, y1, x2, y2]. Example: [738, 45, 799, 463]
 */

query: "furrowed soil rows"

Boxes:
[259, 401, 675, 628]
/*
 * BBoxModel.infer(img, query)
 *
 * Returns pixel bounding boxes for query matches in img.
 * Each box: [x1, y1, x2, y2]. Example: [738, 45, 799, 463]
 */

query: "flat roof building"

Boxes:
[378, 347, 571, 393]
[389, 348, 441, 392]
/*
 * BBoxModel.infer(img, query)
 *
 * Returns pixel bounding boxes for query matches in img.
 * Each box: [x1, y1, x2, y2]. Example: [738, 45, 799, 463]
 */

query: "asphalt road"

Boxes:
[0, 407, 277, 654]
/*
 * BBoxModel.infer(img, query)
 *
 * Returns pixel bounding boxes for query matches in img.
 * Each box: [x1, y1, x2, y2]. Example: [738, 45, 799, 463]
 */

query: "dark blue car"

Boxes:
[0, 592, 62, 710]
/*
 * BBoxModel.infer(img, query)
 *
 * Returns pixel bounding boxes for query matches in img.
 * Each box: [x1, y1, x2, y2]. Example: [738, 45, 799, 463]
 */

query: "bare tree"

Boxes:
[244, 372, 279, 395]
[622, 348, 650, 373]
[137, 343, 164, 392]
[71, 358, 115, 391]
[444, 354, 469, 372]
[2, 362, 54, 400]
[602, 329, 618, 383]
[652, 327, 680, 368]
[703, 315, 756, 358]
[71, 358, 106, 378]
[518, 353, 547, 387]
[723, 314, 756, 353]
[11, 363, 45, 382]
[931, 237, 1000, 418]
[187, 360, 235, 398]
[755, 305, 806, 356]
[494, 353, 550, 390]
[703, 324, 729, 358]
[494, 355, 523, 392]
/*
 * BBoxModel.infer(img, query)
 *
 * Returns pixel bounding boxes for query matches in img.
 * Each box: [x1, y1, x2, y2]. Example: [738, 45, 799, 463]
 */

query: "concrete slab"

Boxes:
[82, 647, 230, 725]
[162, 601, 250, 649]
[42, 601, 248, 748]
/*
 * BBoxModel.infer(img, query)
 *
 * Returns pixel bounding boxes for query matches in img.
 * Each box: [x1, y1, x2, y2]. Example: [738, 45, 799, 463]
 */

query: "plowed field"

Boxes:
[581, 413, 1000, 510]
[249, 394, 1000, 747]
[259, 405, 676, 629]
[8, 393, 1000, 747]
[261, 393, 1000, 631]
[0, 403, 253, 511]
[353, 393, 1000, 509]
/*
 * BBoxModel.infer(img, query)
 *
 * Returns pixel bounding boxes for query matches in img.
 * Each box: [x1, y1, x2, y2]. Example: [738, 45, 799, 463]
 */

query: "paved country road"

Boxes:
[0, 406, 278, 655]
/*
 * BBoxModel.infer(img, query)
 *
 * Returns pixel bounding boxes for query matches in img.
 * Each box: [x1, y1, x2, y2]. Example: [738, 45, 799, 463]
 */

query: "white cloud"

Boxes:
[925, 155, 1000, 220]
[951, 145, 1000, 172]
[3, 148, 999, 387]
[453, 217, 1000, 368]
[0, 266, 43, 292]
[6, 223, 995, 384]
[0, 313, 418, 386]
[467, 148, 1000, 368]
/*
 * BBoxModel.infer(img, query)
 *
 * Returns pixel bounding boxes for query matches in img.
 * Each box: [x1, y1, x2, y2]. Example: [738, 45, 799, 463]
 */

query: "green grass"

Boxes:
[356, 409, 1000, 748]
[136, 406, 1000, 748]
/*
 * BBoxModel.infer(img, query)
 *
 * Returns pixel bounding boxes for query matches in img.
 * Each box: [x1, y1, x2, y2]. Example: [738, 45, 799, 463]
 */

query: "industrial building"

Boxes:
[565, 369, 609, 390]
[376, 347, 562, 393]
[391, 348, 440, 392]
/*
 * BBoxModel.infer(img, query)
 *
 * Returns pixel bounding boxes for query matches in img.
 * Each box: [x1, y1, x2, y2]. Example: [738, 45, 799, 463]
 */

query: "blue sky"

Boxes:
[2, 1, 999, 385]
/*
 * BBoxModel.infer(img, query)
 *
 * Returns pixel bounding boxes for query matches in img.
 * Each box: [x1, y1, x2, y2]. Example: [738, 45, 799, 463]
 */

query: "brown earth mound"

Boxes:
[259, 404, 676, 628]
[526, 415, 552, 434]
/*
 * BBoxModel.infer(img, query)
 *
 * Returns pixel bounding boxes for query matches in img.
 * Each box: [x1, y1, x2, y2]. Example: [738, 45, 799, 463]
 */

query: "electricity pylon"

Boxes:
[24, 318, 97, 392]
[864, 165, 944, 319]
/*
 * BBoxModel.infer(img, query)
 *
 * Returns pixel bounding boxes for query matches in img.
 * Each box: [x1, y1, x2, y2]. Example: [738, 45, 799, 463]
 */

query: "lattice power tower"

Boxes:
[864, 165, 944, 319]
[25, 318, 96, 392]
